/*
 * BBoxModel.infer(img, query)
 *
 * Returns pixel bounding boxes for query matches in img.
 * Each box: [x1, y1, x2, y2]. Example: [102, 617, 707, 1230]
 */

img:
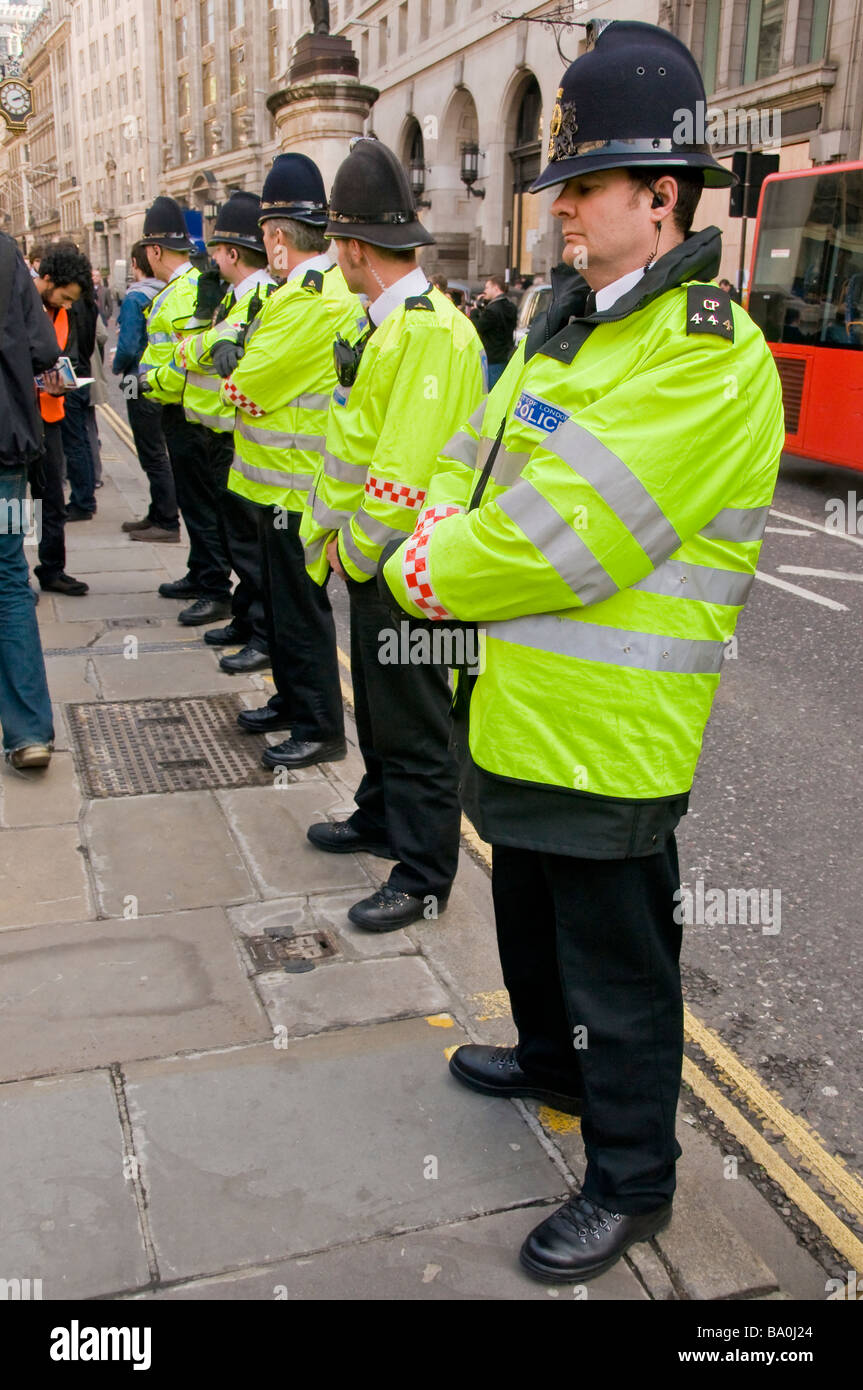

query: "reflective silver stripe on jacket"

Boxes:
[304, 534, 328, 567]
[148, 331, 173, 345]
[289, 392, 332, 412]
[441, 430, 479, 470]
[320, 448, 368, 482]
[312, 493, 353, 530]
[230, 453, 315, 491]
[236, 418, 326, 452]
[698, 506, 771, 543]
[186, 409, 231, 431]
[339, 525, 378, 576]
[496, 482, 615, 606]
[354, 508, 409, 549]
[186, 372, 222, 393]
[632, 559, 754, 606]
[551, 420, 681, 564]
[485, 614, 725, 674]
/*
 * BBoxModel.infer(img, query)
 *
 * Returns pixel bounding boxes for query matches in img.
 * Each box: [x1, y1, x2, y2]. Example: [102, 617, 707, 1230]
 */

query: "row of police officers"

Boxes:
[132, 20, 786, 1286]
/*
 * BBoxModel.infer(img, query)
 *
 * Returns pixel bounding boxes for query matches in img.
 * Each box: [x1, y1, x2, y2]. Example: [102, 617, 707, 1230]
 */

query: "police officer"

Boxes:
[381, 21, 786, 1279]
[175, 191, 276, 672]
[139, 195, 232, 626]
[300, 139, 486, 932]
[220, 154, 365, 765]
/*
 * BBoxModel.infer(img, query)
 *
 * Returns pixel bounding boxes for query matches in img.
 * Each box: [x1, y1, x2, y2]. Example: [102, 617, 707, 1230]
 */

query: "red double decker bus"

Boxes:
[746, 161, 863, 472]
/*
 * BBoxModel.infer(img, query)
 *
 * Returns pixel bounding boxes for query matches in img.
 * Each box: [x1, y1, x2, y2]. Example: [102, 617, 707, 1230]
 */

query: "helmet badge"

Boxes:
[548, 88, 579, 162]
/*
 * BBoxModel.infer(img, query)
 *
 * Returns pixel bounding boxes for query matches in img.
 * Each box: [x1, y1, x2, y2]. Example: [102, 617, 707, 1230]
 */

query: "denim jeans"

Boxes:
[59, 384, 96, 513]
[0, 466, 54, 753]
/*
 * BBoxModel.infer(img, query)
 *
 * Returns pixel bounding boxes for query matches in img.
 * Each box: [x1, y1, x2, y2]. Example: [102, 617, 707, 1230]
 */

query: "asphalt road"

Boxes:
[102, 330, 862, 1180]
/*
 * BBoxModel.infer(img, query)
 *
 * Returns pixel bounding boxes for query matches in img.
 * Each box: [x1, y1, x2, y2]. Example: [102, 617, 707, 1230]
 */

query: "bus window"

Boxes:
[749, 168, 863, 349]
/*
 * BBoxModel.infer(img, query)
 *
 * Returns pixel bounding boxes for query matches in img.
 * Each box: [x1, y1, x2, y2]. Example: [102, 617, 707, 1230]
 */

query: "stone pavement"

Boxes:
[0, 408, 831, 1302]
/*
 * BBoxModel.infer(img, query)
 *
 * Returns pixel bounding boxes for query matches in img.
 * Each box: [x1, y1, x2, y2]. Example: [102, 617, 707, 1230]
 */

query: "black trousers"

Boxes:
[59, 385, 96, 514]
[492, 840, 684, 1214]
[257, 504, 342, 743]
[125, 393, 179, 531]
[28, 420, 67, 582]
[161, 404, 231, 600]
[219, 484, 267, 652]
[347, 578, 460, 901]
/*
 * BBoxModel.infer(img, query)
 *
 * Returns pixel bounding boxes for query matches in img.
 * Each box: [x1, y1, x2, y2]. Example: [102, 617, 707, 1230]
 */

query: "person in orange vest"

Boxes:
[30, 245, 92, 596]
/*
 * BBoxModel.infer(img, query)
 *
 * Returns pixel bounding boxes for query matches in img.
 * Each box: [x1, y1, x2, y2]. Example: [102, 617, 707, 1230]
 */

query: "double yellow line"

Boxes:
[103, 403, 863, 1268]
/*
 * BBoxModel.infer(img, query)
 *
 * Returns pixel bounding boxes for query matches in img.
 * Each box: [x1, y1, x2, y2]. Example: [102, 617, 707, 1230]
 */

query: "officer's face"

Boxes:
[550, 169, 662, 289]
[210, 244, 239, 280]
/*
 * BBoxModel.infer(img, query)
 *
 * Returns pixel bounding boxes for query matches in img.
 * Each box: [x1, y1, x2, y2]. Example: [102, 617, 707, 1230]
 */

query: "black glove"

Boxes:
[194, 268, 226, 322]
[212, 338, 244, 378]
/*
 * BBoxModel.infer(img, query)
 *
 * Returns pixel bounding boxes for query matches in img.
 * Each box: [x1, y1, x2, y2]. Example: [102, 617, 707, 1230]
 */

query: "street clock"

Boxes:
[0, 79, 33, 129]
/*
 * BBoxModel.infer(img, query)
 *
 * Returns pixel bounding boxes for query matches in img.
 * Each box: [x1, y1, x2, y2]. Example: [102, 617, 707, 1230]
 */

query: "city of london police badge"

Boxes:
[548, 89, 579, 161]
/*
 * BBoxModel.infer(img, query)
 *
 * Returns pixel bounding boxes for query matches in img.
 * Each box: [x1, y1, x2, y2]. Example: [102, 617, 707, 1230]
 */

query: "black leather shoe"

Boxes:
[307, 820, 396, 859]
[219, 644, 271, 674]
[347, 885, 445, 933]
[261, 737, 346, 770]
[39, 571, 89, 596]
[205, 623, 252, 647]
[237, 705, 292, 735]
[159, 577, 198, 599]
[520, 1190, 672, 1284]
[178, 597, 233, 626]
[65, 504, 94, 521]
[448, 1045, 582, 1115]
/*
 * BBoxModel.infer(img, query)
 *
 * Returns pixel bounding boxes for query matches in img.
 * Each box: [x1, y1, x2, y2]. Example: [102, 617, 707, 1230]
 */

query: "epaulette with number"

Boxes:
[405, 294, 434, 312]
[686, 285, 734, 341]
[302, 269, 324, 293]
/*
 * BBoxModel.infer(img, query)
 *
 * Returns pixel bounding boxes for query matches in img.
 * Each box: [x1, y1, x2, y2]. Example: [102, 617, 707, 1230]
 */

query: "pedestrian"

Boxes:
[61, 260, 100, 522]
[173, 191, 276, 671]
[471, 274, 517, 387]
[88, 314, 107, 487]
[29, 244, 92, 596]
[139, 197, 233, 622]
[219, 154, 364, 766]
[381, 20, 786, 1280]
[112, 240, 180, 542]
[300, 138, 486, 932]
[0, 231, 61, 768]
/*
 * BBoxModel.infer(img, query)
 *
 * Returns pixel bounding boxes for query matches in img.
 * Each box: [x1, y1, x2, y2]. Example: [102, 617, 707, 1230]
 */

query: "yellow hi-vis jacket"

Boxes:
[382, 235, 786, 807]
[300, 284, 487, 585]
[221, 258, 366, 514]
[139, 265, 200, 404]
[175, 274, 277, 432]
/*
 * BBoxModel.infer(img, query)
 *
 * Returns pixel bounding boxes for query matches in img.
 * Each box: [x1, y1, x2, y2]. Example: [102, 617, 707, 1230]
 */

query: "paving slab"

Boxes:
[43, 654, 102, 702]
[85, 791, 255, 916]
[138, 1207, 648, 1301]
[51, 592, 186, 622]
[257, 956, 450, 1036]
[226, 892, 413, 959]
[124, 1018, 566, 1281]
[216, 785, 373, 898]
[654, 1159, 778, 1299]
[76, 570, 173, 595]
[33, 590, 57, 621]
[65, 531, 159, 552]
[62, 545, 165, 573]
[93, 650, 259, 699]
[0, 751, 82, 828]
[37, 621, 103, 652]
[0, 908, 269, 1082]
[0, 1071, 149, 1299]
[91, 624, 204, 649]
[0, 824, 92, 930]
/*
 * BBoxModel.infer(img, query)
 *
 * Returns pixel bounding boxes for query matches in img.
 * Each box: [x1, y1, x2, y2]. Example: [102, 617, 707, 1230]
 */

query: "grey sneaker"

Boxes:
[6, 743, 53, 770]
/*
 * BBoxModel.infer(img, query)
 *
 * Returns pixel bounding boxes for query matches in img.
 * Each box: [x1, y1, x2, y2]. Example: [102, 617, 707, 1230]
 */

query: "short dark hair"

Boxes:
[431, 274, 448, 293]
[628, 169, 704, 235]
[374, 246, 418, 265]
[38, 243, 93, 295]
[231, 243, 270, 271]
[486, 273, 507, 293]
[130, 240, 154, 277]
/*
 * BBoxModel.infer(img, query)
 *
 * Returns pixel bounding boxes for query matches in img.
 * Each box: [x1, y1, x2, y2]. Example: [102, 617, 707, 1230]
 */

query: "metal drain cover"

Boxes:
[66, 695, 275, 797]
[245, 930, 338, 973]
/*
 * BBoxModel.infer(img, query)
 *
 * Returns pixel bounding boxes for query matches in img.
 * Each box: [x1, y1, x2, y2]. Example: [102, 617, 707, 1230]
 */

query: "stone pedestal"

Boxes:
[267, 34, 378, 196]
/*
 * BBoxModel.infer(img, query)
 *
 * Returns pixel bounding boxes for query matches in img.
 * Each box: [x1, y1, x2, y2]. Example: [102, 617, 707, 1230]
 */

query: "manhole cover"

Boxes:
[66, 695, 276, 797]
[245, 930, 338, 973]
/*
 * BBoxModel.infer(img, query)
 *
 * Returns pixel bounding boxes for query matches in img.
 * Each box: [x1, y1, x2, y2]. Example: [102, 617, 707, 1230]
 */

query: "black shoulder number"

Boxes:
[686, 286, 734, 341]
[405, 294, 434, 312]
[302, 269, 324, 294]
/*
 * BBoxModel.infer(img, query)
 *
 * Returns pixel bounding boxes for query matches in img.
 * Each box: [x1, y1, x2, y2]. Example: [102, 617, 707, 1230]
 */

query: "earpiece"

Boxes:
[651, 192, 664, 209]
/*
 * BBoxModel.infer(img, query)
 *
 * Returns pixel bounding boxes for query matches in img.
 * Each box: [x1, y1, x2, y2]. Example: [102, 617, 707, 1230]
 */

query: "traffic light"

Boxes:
[729, 151, 780, 218]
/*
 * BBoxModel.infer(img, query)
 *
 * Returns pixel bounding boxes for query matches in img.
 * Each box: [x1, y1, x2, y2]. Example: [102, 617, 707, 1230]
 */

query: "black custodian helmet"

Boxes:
[532, 20, 736, 193]
[140, 195, 194, 251]
[259, 154, 328, 226]
[327, 137, 434, 250]
[207, 191, 266, 253]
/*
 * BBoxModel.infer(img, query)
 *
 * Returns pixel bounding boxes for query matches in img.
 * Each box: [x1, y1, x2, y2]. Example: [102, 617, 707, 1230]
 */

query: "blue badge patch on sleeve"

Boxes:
[514, 392, 570, 434]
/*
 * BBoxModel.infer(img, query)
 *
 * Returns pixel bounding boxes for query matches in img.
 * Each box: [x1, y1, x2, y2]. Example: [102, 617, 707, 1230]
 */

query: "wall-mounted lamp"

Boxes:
[460, 143, 485, 199]
[203, 201, 220, 219]
[409, 156, 431, 210]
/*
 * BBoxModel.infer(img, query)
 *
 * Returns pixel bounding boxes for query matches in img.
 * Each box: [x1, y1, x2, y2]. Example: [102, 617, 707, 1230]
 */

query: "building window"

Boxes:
[133, 67, 142, 100]
[103, 33, 110, 64]
[700, 0, 721, 96]
[796, 0, 830, 63]
[445, 0, 456, 26]
[202, 61, 216, 105]
[229, 0, 244, 28]
[130, 16, 137, 48]
[230, 46, 246, 96]
[115, 23, 125, 57]
[510, 76, 543, 278]
[269, 13, 279, 80]
[138, 167, 146, 199]
[379, 16, 388, 65]
[92, 86, 101, 116]
[122, 170, 132, 203]
[89, 40, 98, 71]
[100, 0, 108, 17]
[420, 0, 430, 41]
[117, 72, 127, 104]
[200, 0, 215, 45]
[204, 118, 220, 156]
[175, 15, 187, 60]
[177, 74, 190, 117]
[106, 81, 112, 112]
[743, 0, 785, 85]
[398, 3, 407, 54]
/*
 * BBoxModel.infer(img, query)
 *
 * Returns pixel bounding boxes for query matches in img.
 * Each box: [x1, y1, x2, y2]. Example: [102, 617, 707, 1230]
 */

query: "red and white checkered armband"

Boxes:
[222, 378, 265, 417]
[402, 505, 463, 620]
[364, 474, 428, 510]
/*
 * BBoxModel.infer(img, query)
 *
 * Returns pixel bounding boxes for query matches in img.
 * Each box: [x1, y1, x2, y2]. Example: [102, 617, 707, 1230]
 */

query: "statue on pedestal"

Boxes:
[310, 1, 330, 35]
